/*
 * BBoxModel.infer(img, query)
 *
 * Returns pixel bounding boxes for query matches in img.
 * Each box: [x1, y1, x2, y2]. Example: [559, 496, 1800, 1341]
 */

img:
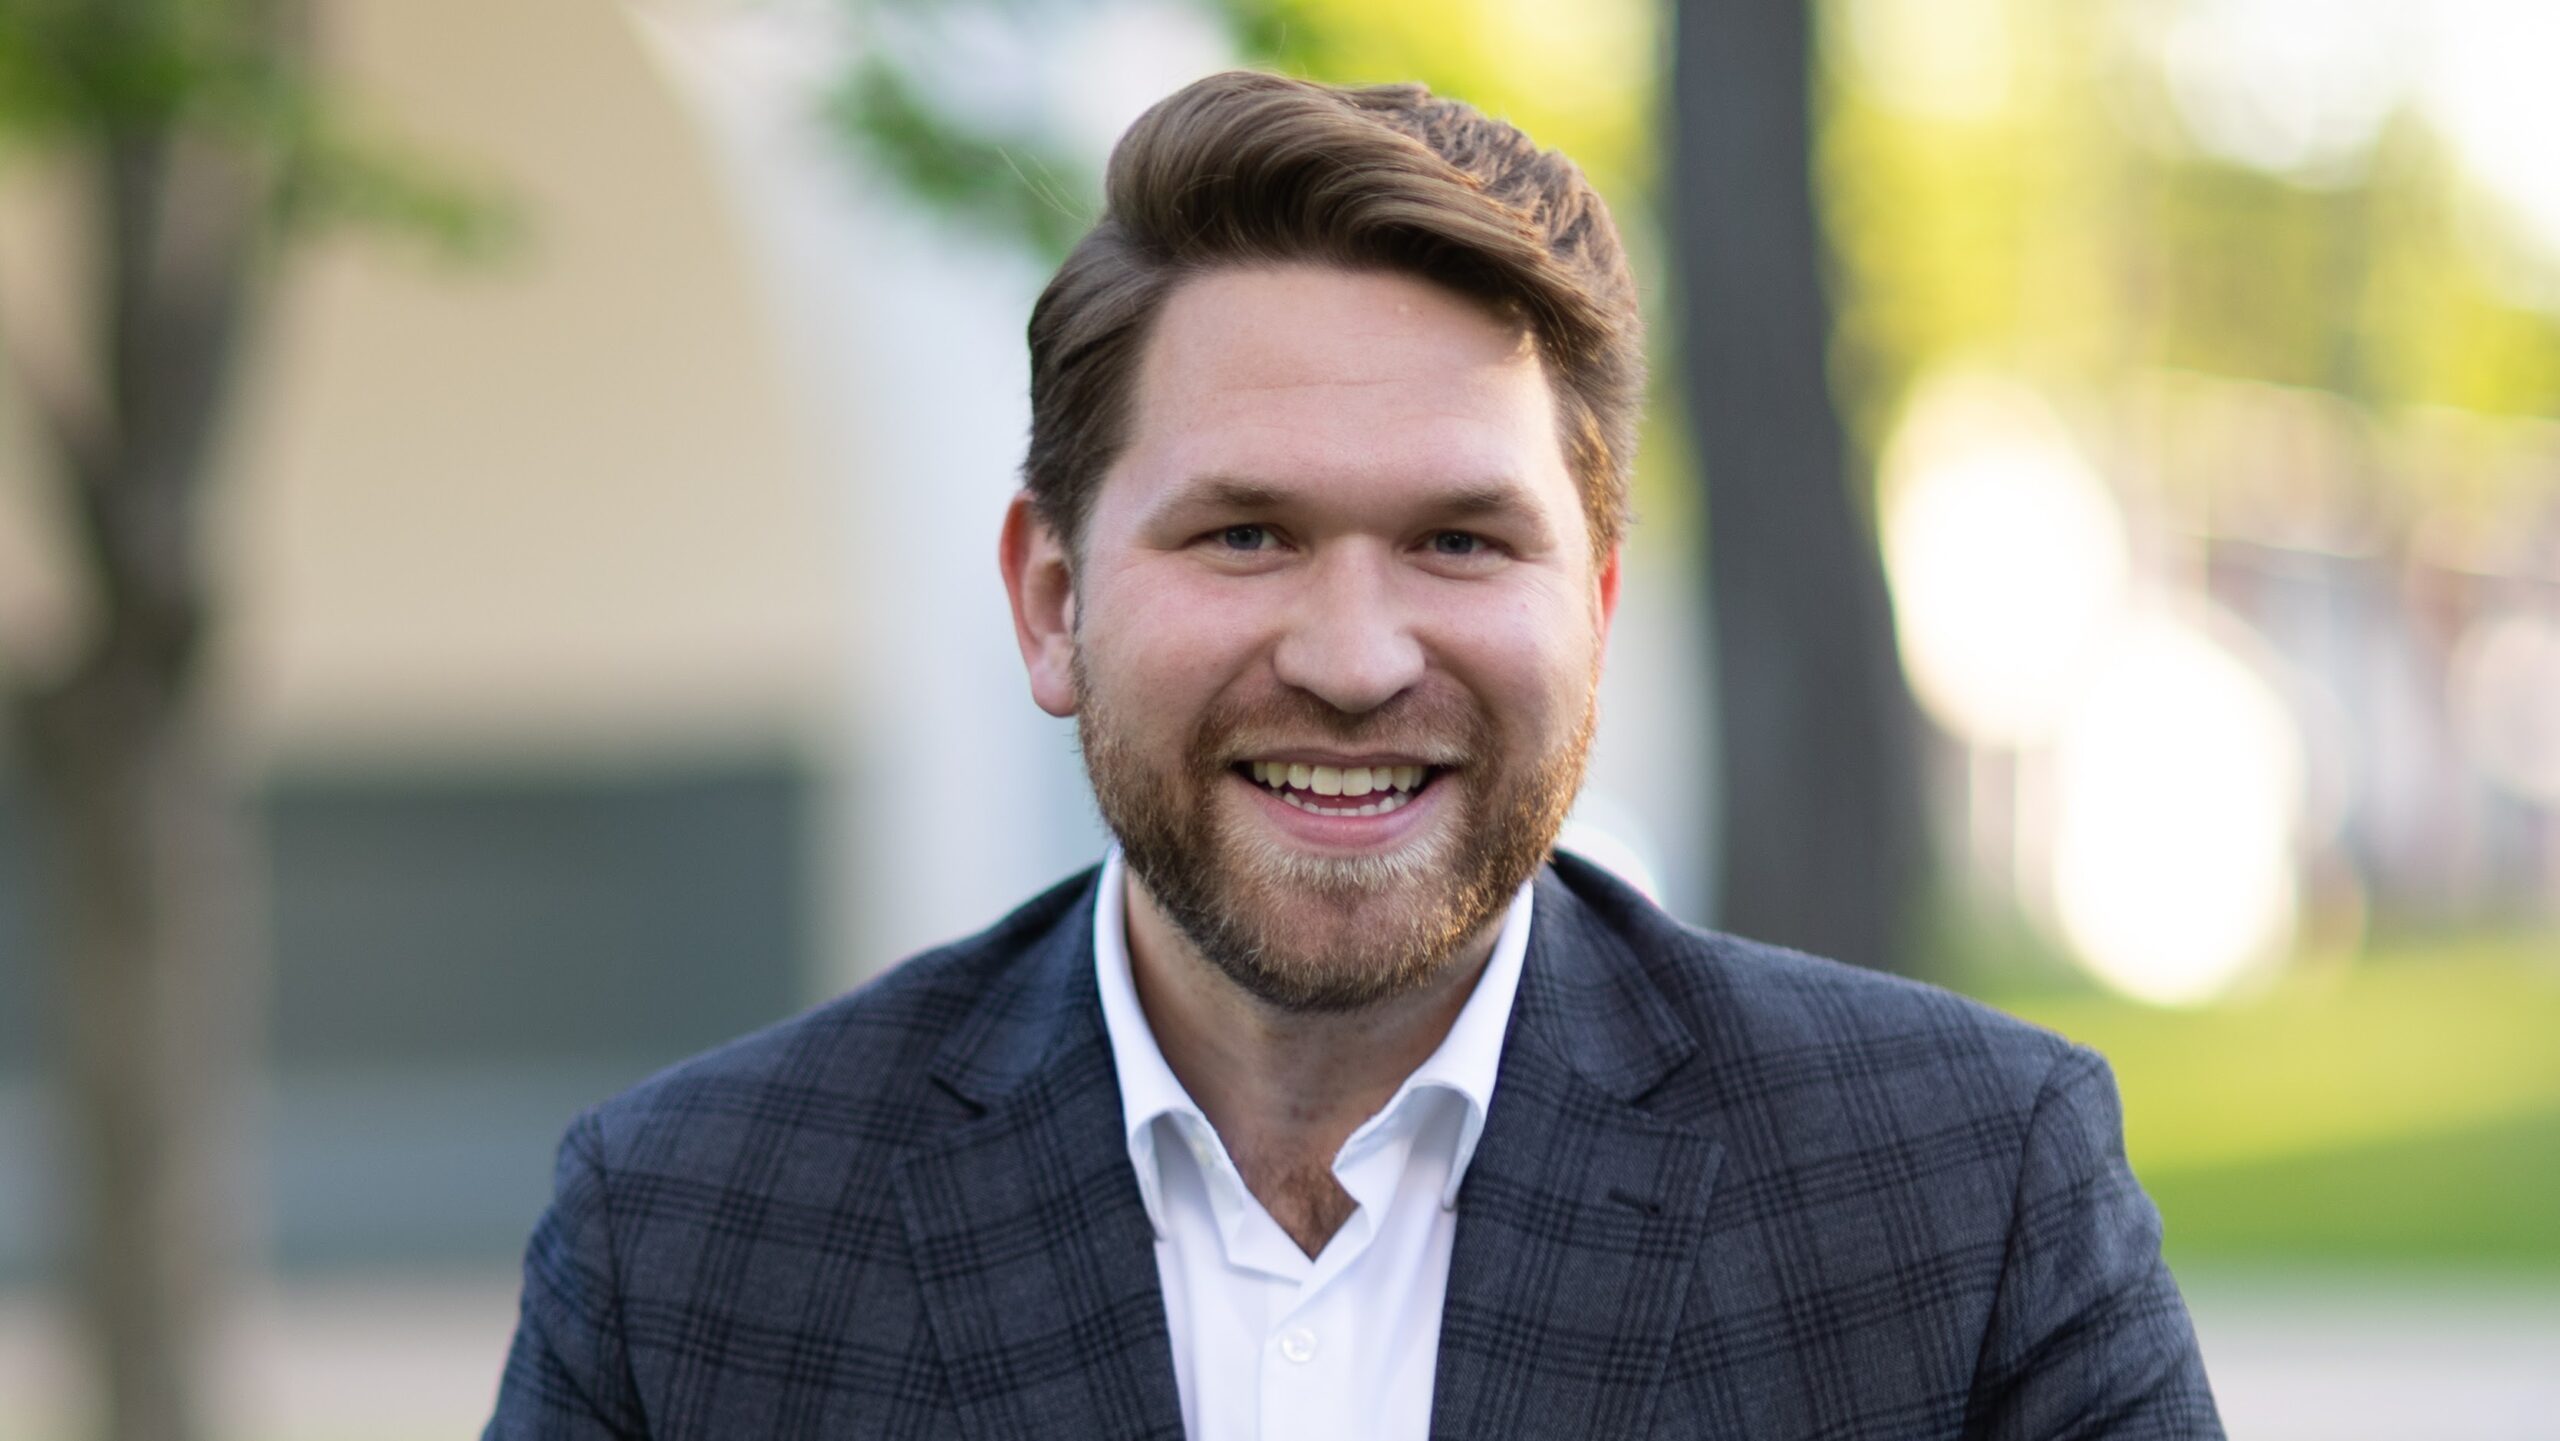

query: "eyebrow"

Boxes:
[1427, 480, 1547, 525]
[1154, 477, 1289, 517]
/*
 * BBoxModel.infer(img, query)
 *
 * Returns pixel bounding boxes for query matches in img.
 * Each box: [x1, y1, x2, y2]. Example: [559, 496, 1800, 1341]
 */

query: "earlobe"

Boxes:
[998, 493, 1081, 717]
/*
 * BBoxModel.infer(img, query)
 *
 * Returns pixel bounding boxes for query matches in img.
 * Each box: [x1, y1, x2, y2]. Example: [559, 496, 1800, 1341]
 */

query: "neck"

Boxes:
[1121, 871, 1498, 1255]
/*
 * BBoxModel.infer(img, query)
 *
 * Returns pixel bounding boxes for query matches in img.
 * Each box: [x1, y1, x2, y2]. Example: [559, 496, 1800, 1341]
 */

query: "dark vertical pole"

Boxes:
[1671, 0, 1923, 971]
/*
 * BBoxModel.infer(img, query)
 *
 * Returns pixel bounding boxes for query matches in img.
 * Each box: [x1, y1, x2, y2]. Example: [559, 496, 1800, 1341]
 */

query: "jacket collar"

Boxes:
[896, 866, 1185, 1441]
[1432, 853, 1726, 1438]
[921, 853, 1703, 1114]
[1513, 854, 1703, 1101]
[919, 864, 1108, 1110]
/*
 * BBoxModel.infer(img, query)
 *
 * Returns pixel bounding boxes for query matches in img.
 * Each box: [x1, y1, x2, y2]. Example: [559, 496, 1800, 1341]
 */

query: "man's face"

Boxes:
[1005, 263, 1619, 1011]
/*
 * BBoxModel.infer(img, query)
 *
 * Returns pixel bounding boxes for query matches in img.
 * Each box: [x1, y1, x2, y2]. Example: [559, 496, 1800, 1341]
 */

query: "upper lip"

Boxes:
[1232, 751, 1452, 768]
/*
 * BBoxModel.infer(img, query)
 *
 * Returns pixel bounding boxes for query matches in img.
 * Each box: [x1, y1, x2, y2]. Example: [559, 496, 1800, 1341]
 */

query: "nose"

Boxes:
[1270, 544, 1426, 715]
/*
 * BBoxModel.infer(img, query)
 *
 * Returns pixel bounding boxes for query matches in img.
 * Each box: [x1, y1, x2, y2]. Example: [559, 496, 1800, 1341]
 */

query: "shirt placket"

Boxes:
[1258, 1270, 1354, 1441]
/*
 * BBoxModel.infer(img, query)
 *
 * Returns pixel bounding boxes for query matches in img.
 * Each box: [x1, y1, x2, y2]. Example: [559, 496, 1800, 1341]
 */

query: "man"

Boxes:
[486, 71, 2220, 1439]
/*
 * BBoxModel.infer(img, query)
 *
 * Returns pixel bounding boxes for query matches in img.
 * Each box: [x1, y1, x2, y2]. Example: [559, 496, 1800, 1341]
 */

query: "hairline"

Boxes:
[1047, 256, 1618, 574]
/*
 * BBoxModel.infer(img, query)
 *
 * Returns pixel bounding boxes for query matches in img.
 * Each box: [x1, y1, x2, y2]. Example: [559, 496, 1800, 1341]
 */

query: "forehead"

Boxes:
[1102, 264, 1580, 533]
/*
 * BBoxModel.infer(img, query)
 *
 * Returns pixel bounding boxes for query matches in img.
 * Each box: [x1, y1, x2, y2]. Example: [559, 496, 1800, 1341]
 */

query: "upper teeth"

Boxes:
[1248, 762, 1425, 796]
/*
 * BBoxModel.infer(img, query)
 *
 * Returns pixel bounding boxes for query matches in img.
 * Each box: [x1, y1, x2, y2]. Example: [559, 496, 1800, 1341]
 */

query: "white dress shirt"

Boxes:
[1092, 847, 1535, 1441]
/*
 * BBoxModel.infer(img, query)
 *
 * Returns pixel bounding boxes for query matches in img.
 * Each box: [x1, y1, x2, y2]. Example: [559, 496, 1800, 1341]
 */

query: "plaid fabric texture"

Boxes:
[486, 855, 2222, 1440]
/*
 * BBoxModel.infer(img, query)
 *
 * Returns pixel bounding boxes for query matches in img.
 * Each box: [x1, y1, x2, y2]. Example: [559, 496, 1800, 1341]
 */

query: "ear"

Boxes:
[1000, 491, 1080, 717]
[1596, 541, 1623, 639]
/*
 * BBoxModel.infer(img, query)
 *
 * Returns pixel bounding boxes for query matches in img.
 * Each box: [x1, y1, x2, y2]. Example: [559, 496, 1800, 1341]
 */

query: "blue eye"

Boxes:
[1430, 531, 1483, 555]
[1219, 524, 1271, 550]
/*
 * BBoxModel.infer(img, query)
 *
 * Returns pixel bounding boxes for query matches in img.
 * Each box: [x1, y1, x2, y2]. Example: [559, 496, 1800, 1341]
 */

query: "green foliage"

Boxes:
[2146, 164, 2367, 391]
[1232, 0, 1657, 204]
[831, 0, 1656, 258]
[1819, 4, 2102, 439]
[0, 0, 232, 135]
[830, 0, 1103, 261]
[1818, 0, 2560, 456]
[2358, 124, 2560, 417]
[829, 53, 1089, 261]
[268, 103, 519, 262]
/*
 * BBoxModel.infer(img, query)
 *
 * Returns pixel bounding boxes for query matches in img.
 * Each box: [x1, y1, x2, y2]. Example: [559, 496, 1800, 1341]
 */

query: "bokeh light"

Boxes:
[2413, 4, 2560, 316]
[2153, 0, 2413, 185]
[1836, 0, 2015, 122]
[2051, 611, 2308, 1004]
[1880, 371, 2131, 748]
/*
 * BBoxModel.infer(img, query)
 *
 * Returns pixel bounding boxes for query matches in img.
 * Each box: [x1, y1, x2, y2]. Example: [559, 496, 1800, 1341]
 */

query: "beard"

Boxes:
[1076, 652, 1596, 1013]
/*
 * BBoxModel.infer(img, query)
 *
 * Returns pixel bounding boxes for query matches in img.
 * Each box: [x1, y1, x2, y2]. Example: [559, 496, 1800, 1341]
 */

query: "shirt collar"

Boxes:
[1091, 846, 1536, 1236]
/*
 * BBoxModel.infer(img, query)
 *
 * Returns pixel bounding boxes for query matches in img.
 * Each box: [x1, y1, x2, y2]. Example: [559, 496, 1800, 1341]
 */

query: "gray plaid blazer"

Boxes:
[486, 853, 2220, 1439]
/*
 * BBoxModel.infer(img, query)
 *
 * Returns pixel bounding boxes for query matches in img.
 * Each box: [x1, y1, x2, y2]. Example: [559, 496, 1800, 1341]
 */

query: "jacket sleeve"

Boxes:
[1963, 1046, 2224, 1440]
[485, 1111, 649, 1439]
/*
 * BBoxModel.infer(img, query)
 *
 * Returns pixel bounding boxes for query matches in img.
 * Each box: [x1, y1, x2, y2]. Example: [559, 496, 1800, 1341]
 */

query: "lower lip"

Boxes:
[1229, 770, 1449, 850]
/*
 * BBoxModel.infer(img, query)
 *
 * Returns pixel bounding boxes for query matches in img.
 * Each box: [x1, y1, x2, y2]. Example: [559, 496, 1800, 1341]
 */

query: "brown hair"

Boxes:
[1024, 70, 1643, 560]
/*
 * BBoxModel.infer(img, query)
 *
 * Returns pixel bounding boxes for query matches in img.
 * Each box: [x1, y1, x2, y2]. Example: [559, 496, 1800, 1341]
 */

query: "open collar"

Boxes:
[1088, 846, 1538, 1237]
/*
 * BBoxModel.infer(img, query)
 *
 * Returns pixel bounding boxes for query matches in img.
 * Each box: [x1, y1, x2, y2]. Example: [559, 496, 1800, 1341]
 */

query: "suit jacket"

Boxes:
[486, 853, 2222, 1439]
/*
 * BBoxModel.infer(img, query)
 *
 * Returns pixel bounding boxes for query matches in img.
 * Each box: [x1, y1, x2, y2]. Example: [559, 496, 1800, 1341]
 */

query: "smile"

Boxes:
[1235, 760, 1441, 817]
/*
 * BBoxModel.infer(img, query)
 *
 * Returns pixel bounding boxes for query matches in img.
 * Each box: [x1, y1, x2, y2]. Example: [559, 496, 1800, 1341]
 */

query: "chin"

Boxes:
[1161, 819, 1493, 1012]
[1228, 812, 1459, 895]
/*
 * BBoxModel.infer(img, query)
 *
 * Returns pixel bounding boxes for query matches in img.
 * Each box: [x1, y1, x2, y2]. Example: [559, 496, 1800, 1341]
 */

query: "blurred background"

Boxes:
[0, 0, 2553, 1437]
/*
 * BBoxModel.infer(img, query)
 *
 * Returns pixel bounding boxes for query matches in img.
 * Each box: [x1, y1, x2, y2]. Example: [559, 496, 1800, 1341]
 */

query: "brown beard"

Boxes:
[1075, 651, 1596, 1012]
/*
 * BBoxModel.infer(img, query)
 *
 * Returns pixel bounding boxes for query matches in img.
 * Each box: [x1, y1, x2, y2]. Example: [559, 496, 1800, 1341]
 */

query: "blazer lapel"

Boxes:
[892, 877, 1186, 1441]
[1431, 862, 1727, 1441]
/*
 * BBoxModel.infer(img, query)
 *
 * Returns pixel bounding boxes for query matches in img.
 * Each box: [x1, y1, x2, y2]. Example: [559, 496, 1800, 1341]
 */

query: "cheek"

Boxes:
[1429, 584, 1602, 723]
[1081, 574, 1266, 701]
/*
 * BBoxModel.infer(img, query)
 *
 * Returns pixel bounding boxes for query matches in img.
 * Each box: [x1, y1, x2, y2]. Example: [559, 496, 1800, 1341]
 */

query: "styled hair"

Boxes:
[1024, 70, 1643, 559]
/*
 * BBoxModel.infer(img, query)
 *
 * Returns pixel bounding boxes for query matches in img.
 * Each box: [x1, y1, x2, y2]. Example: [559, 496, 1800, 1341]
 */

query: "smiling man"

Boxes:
[487, 72, 2220, 1440]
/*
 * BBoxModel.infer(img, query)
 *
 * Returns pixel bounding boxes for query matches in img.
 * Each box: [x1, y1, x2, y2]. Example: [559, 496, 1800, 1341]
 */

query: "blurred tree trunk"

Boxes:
[2, 10, 295, 1435]
[1670, 0, 1923, 972]
[17, 655, 254, 1441]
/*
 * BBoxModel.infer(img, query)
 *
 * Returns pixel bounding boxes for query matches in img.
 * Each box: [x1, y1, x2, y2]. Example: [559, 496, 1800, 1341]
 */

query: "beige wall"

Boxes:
[0, 0, 844, 772]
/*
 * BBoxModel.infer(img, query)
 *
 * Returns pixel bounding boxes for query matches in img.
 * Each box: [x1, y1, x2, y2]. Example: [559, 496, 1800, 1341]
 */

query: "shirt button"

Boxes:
[1279, 1327, 1318, 1364]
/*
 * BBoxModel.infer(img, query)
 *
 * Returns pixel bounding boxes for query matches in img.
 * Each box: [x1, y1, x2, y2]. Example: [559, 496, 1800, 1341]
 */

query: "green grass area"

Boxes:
[2141, 1105, 2560, 1269]
[1981, 934, 2560, 1271]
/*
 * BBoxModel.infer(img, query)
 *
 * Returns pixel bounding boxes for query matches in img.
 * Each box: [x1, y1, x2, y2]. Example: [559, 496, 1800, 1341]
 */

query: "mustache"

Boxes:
[1188, 686, 1490, 768]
